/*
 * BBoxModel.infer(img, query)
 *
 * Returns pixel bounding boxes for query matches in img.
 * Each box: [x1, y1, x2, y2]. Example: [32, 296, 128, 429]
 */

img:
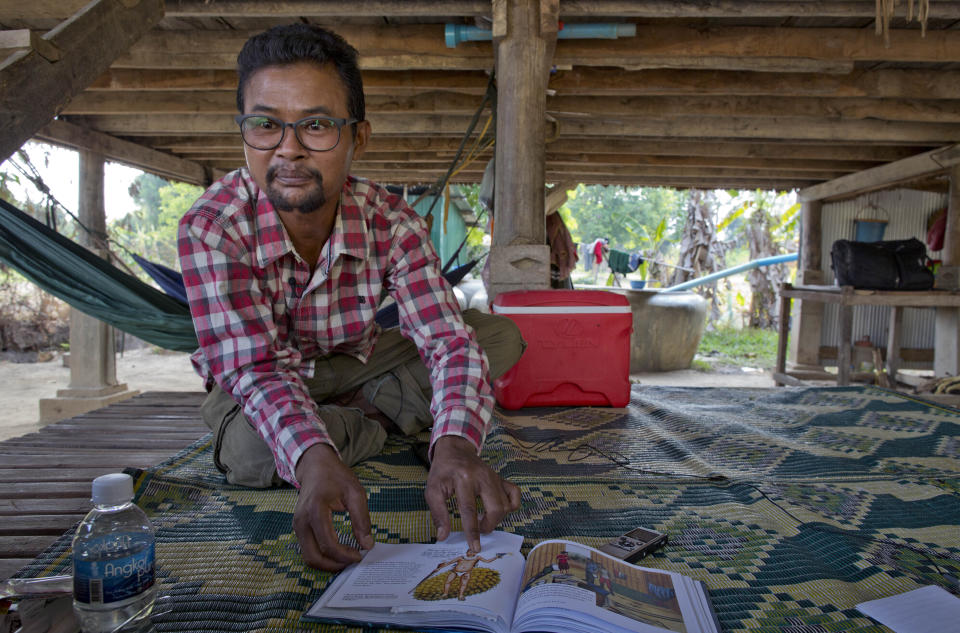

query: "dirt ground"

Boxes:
[0, 348, 775, 442]
[0, 347, 203, 442]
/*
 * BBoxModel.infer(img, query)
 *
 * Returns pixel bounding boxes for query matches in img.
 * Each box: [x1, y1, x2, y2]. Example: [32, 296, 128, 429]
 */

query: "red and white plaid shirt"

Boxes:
[178, 168, 493, 485]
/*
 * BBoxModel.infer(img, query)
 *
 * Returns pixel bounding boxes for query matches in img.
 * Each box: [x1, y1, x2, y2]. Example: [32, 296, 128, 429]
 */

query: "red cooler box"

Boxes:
[492, 289, 633, 409]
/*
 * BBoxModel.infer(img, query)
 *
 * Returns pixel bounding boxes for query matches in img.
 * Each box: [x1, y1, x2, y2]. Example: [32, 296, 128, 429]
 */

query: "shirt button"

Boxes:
[288, 276, 299, 296]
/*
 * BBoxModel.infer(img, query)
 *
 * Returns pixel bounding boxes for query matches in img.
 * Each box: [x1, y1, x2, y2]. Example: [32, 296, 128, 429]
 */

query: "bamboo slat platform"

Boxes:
[0, 391, 208, 581]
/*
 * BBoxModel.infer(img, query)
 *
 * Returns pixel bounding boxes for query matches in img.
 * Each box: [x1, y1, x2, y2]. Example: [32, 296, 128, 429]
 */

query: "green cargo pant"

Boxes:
[200, 309, 524, 487]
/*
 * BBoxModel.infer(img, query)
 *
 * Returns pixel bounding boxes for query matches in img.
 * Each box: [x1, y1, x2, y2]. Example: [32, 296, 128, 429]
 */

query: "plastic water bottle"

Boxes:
[72, 473, 156, 632]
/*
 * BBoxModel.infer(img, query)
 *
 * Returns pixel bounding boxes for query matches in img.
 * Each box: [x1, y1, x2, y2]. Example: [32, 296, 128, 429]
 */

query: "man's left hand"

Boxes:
[425, 436, 521, 553]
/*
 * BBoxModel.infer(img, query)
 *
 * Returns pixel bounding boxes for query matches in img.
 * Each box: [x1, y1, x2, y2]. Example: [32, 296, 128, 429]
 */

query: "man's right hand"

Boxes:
[293, 443, 375, 570]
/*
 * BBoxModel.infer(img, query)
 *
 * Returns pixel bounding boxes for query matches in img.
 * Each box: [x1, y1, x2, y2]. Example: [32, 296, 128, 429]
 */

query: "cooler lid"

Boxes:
[492, 289, 631, 313]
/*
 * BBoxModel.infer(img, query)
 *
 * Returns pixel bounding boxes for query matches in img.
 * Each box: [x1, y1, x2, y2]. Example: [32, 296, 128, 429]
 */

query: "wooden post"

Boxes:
[934, 164, 960, 376]
[488, 0, 556, 300]
[838, 300, 853, 386]
[886, 305, 903, 379]
[38, 150, 138, 423]
[787, 198, 827, 373]
[774, 286, 791, 385]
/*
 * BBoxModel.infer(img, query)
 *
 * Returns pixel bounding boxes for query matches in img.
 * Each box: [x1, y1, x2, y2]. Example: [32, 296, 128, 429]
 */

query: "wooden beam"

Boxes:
[178, 150, 477, 163]
[548, 96, 960, 124]
[34, 119, 208, 186]
[554, 25, 960, 65]
[345, 169, 819, 190]
[360, 152, 876, 174]
[114, 26, 491, 70]
[798, 143, 960, 201]
[86, 67, 960, 101]
[62, 91, 960, 125]
[14, 0, 960, 20]
[553, 117, 960, 144]
[549, 68, 960, 101]
[0, 1, 92, 19]
[113, 25, 960, 71]
[88, 68, 492, 95]
[0, 0, 164, 163]
[67, 113, 960, 144]
[65, 90, 239, 115]
[557, 1, 960, 18]
[163, 0, 488, 17]
[174, 151, 870, 181]
[88, 68, 240, 91]
[541, 153, 877, 173]
[147, 135, 926, 163]
[63, 90, 489, 116]
[542, 140, 925, 163]
[192, 159, 820, 189]
[348, 161, 846, 181]
[0, 29, 62, 62]
[545, 164, 846, 181]
[614, 57, 853, 75]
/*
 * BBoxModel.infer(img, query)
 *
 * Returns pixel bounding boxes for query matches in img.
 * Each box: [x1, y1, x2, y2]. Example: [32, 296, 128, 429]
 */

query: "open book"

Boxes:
[304, 531, 719, 633]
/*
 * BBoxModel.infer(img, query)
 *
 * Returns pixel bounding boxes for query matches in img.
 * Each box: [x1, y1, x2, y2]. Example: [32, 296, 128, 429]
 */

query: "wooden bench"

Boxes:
[0, 391, 207, 581]
[776, 283, 960, 386]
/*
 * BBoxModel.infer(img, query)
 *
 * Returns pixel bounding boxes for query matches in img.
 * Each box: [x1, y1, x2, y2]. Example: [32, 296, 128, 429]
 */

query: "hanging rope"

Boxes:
[408, 71, 497, 214]
[876, 0, 930, 46]
[4, 150, 143, 279]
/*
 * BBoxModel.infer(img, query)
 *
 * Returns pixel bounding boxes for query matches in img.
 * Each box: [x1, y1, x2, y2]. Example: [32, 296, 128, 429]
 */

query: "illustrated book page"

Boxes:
[304, 531, 525, 633]
[304, 532, 719, 633]
[512, 539, 719, 633]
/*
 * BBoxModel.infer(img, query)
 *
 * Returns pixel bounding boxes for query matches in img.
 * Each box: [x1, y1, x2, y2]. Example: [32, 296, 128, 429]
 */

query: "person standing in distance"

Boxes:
[178, 23, 525, 571]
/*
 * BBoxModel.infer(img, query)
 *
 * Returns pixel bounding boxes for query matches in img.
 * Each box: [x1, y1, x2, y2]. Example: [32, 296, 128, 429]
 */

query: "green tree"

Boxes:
[672, 189, 728, 323]
[717, 190, 798, 329]
[563, 184, 684, 252]
[0, 167, 71, 352]
[124, 173, 167, 232]
[455, 183, 491, 266]
[111, 174, 202, 279]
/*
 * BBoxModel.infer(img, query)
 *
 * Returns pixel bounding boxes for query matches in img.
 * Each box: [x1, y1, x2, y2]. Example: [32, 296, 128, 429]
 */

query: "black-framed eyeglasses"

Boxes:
[235, 114, 359, 152]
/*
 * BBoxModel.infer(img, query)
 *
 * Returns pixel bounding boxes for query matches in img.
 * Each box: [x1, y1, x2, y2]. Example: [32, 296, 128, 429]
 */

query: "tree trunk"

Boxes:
[673, 190, 727, 325]
[745, 204, 791, 329]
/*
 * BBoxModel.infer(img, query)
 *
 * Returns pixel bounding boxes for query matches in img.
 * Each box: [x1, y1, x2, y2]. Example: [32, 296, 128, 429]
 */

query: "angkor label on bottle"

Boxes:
[73, 533, 155, 605]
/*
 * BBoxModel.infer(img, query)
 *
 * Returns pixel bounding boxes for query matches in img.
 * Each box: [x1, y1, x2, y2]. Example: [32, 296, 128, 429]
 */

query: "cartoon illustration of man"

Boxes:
[421, 550, 508, 601]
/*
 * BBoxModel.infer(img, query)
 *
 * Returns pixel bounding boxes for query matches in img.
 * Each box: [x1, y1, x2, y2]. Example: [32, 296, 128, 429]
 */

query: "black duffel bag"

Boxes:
[830, 238, 934, 290]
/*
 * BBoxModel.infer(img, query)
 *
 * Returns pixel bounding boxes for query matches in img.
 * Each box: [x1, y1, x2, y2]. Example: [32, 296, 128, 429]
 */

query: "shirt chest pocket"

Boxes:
[288, 288, 379, 352]
[334, 291, 378, 341]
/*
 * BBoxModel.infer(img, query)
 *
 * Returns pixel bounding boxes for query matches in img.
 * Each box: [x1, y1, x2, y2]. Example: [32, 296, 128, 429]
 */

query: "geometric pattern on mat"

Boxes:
[16, 386, 960, 632]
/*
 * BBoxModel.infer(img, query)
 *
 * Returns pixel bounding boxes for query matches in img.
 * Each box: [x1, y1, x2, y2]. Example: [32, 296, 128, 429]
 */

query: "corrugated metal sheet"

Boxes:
[819, 189, 948, 368]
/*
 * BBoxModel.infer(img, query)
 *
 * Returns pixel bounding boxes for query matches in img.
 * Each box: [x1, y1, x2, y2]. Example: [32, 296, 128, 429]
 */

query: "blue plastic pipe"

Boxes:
[663, 253, 798, 292]
[445, 23, 636, 48]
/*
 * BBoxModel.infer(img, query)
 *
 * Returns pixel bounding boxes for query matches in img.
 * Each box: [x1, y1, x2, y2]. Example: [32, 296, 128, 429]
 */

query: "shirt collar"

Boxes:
[250, 171, 369, 269]
[249, 170, 294, 268]
[331, 176, 370, 263]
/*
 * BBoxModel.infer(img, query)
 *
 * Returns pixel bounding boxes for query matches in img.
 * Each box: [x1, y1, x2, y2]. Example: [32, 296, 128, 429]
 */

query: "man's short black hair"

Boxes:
[236, 23, 365, 123]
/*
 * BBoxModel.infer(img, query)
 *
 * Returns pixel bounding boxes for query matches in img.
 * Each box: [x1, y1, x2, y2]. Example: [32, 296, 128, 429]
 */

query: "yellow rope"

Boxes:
[449, 115, 495, 180]
[876, 0, 930, 45]
[442, 182, 450, 234]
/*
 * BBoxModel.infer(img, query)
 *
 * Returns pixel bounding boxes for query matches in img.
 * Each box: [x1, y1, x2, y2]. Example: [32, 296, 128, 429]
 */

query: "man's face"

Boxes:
[239, 61, 369, 215]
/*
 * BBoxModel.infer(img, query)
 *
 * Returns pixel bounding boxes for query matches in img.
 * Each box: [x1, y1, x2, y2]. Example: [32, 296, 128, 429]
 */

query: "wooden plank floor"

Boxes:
[0, 391, 208, 581]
